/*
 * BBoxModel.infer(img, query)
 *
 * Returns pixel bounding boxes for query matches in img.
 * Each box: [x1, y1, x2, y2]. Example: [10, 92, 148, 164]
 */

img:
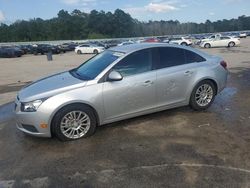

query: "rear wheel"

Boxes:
[204, 43, 211, 48]
[190, 80, 216, 111]
[52, 104, 97, 141]
[228, 42, 235, 47]
[77, 50, 82, 54]
[181, 42, 188, 46]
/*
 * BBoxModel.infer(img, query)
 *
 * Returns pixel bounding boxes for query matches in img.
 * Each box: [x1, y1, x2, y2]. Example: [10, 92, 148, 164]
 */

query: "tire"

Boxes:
[228, 42, 235, 47]
[189, 80, 216, 111]
[93, 49, 98, 54]
[181, 42, 188, 46]
[77, 50, 82, 55]
[204, 43, 211, 48]
[52, 104, 97, 141]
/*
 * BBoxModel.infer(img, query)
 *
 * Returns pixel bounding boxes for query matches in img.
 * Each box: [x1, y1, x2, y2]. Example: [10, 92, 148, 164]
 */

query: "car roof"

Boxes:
[111, 42, 203, 53]
[109, 42, 211, 59]
[109, 43, 186, 53]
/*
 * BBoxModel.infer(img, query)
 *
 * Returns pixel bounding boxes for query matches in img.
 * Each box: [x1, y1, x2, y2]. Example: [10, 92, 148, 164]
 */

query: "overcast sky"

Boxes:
[0, 0, 250, 24]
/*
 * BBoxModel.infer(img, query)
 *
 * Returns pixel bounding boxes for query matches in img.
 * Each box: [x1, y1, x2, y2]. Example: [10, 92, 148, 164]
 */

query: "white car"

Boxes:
[200, 36, 240, 48]
[75, 44, 105, 54]
[201, 34, 222, 43]
[239, 33, 247, 38]
[117, 41, 134, 46]
[169, 37, 192, 46]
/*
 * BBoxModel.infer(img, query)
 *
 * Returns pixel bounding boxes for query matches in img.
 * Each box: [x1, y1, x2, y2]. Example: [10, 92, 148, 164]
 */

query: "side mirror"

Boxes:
[107, 70, 123, 81]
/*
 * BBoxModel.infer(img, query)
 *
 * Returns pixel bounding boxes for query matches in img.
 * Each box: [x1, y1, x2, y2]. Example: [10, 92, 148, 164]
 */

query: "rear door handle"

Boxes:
[184, 70, 193, 75]
[143, 80, 153, 86]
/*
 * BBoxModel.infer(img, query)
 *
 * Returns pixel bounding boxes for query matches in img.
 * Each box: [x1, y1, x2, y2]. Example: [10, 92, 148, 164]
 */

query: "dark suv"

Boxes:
[32, 44, 61, 55]
[0, 47, 23, 58]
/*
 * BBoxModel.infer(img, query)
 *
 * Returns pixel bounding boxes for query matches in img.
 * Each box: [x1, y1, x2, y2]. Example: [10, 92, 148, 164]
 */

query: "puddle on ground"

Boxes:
[218, 87, 237, 101]
[0, 81, 31, 94]
[0, 102, 15, 123]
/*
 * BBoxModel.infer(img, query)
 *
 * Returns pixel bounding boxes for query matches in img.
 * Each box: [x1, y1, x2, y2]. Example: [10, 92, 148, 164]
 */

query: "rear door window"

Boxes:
[157, 47, 186, 69]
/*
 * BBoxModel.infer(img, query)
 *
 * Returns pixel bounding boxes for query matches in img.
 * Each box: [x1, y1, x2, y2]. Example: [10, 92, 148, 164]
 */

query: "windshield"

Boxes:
[72, 50, 123, 80]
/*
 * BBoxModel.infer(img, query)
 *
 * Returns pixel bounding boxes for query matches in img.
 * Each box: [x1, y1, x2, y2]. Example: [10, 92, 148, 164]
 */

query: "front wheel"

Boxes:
[190, 80, 216, 111]
[181, 42, 188, 46]
[228, 42, 235, 47]
[77, 50, 82, 55]
[52, 104, 97, 141]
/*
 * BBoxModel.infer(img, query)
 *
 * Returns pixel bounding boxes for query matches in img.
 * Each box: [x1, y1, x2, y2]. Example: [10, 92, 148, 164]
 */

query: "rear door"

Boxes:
[154, 47, 205, 107]
[220, 37, 230, 46]
[212, 37, 224, 47]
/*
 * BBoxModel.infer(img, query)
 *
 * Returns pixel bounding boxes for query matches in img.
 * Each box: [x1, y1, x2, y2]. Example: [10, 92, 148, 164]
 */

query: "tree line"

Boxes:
[0, 9, 250, 42]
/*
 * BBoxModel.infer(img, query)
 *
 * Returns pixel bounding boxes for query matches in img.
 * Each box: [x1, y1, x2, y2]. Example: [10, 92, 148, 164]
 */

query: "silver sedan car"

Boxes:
[15, 43, 228, 141]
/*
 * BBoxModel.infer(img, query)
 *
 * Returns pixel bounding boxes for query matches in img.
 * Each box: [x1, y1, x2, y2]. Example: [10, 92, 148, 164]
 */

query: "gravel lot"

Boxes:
[0, 39, 250, 187]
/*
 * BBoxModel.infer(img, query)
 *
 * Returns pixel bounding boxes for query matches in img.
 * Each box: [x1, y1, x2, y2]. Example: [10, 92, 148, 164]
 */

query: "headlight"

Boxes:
[21, 100, 43, 112]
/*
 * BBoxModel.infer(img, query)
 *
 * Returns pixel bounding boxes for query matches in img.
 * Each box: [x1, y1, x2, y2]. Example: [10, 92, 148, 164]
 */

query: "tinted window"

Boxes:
[73, 51, 121, 80]
[171, 38, 181, 40]
[157, 47, 185, 68]
[113, 49, 152, 77]
[185, 50, 205, 63]
[221, 37, 230, 39]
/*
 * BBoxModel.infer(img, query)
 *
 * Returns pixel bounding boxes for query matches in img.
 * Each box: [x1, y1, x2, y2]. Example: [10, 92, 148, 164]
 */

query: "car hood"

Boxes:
[18, 71, 87, 102]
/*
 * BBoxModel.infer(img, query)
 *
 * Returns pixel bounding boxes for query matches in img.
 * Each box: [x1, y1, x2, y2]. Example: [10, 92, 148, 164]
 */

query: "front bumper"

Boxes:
[14, 98, 51, 137]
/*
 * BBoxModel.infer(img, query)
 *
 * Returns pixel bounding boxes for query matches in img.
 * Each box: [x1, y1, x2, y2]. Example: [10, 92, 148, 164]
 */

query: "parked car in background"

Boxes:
[0, 46, 23, 58]
[200, 36, 240, 48]
[19, 45, 34, 54]
[156, 36, 169, 43]
[200, 34, 222, 43]
[239, 33, 247, 38]
[117, 41, 134, 46]
[89, 41, 109, 49]
[75, 44, 105, 54]
[58, 43, 78, 52]
[32, 44, 63, 55]
[15, 43, 228, 141]
[143, 38, 160, 43]
[103, 40, 120, 48]
[169, 37, 193, 46]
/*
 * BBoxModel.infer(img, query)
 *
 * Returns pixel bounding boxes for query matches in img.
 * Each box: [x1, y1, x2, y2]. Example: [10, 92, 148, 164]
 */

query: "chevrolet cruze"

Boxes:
[15, 43, 228, 141]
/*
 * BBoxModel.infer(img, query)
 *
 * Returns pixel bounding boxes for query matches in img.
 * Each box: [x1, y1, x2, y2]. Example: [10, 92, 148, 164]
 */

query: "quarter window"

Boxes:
[113, 49, 152, 77]
[185, 50, 205, 63]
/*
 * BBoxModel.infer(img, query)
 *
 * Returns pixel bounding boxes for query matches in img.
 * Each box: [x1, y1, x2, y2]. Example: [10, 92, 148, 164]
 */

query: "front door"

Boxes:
[102, 48, 156, 121]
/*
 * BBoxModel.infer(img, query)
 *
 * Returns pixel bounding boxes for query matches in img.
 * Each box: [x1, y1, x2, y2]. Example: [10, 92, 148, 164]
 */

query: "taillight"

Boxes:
[220, 60, 227, 70]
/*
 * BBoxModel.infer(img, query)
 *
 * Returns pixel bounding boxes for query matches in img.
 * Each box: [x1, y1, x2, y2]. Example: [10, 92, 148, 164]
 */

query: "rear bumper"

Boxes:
[217, 70, 228, 93]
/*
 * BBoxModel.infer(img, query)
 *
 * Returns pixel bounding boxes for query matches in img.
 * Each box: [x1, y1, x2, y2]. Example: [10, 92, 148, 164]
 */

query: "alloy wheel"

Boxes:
[60, 111, 91, 139]
[195, 84, 214, 107]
